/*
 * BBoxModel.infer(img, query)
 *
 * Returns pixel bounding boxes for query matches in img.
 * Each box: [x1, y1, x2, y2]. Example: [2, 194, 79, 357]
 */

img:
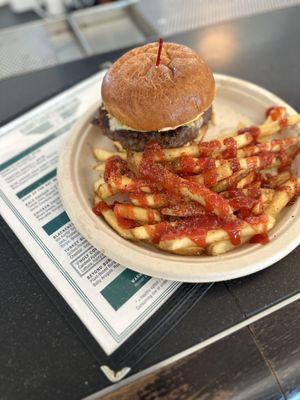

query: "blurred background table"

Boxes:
[0, 2, 300, 399]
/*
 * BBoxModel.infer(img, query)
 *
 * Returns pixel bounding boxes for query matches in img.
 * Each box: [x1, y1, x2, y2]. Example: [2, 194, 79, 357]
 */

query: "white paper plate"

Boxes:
[58, 74, 300, 282]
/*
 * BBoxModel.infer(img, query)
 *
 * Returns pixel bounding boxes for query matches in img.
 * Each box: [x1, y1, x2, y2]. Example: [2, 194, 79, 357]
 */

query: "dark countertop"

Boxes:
[0, 5, 300, 400]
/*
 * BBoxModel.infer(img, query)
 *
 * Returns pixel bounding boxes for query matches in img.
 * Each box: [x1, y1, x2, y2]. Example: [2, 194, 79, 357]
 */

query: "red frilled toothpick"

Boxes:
[155, 38, 164, 67]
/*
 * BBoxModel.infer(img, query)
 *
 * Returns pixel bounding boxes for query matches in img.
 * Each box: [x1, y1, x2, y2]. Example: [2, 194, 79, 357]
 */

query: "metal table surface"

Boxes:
[0, 5, 299, 400]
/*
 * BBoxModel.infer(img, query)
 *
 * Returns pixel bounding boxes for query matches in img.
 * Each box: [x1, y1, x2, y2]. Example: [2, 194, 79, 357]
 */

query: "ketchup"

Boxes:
[146, 215, 243, 247]
[223, 137, 237, 159]
[250, 234, 269, 244]
[139, 143, 232, 219]
[93, 201, 110, 216]
[178, 155, 215, 174]
[116, 216, 136, 229]
[104, 156, 128, 186]
[265, 106, 285, 121]
[197, 140, 221, 157]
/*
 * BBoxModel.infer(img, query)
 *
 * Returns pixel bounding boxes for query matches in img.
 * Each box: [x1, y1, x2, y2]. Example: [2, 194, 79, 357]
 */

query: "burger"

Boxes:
[93, 41, 215, 152]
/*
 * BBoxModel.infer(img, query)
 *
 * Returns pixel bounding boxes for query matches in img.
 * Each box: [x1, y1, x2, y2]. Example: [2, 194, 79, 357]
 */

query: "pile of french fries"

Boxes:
[92, 106, 300, 256]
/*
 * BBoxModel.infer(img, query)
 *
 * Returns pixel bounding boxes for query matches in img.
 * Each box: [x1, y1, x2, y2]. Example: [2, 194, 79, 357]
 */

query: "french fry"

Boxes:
[252, 190, 275, 215]
[97, 182, 118, 199]
[211, 170, 250, 192]
[265, 178, 299, 219]
[220, 187, 274, 199]
[114, 204, 161, 223]
[208, 178, 298, 256]
[113, 141, 125, 152]
[94, 194, 101, 206]
[206, 236, 251, 256]
[236, 137, 299, 158]
[131, 114, 300, 162]
[131, 215, 275, 244]
[94, 163, 105, 172]
[261, 170, 292, 188]
[167, 137, 299, 174]
[264, 106, 286, 124]
[139, 162, 233, 217]
[98, 176, 154, 199]
[94, 148, 126, 161]
[190, 154, 282, 186]
[159, 238, 203, 255]
[161, 201, 204, 217]
[96, 203, 134, 240]
[129, 192, 182, 208]
[236, 171, 257, 189]
[169, 156, 220, 174]
[94, 177, 105, 193]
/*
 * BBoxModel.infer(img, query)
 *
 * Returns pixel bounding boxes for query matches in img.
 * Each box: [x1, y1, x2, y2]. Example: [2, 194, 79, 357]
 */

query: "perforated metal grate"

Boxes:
[136, 0, 300, 36]
[0, 24, 59, 80]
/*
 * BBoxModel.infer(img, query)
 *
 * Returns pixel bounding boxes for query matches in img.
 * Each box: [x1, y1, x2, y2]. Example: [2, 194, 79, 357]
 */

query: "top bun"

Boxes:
[101, 42, 215, 132]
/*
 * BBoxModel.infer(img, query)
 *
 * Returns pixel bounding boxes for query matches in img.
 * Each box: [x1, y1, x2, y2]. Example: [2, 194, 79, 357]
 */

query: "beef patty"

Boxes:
[92, 106, 212, 152]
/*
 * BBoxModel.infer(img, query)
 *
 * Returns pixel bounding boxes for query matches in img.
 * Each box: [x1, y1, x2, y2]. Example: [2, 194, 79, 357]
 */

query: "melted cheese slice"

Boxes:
[107, 112, 204, 132]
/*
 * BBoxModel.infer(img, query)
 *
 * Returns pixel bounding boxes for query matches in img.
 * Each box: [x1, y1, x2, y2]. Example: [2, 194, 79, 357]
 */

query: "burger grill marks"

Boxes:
[92, 107, 212, 152]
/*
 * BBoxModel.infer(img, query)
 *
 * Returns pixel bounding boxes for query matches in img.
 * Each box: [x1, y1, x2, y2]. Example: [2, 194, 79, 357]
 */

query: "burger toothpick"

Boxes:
[155, 38, 164, 67]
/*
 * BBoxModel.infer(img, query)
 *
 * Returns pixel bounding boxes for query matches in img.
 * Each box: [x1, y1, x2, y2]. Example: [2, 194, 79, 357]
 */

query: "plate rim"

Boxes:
[58, 73, 300, 282]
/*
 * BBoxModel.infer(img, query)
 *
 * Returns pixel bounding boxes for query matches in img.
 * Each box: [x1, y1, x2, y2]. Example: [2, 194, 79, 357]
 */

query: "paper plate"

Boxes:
[58, 74, 300, 282]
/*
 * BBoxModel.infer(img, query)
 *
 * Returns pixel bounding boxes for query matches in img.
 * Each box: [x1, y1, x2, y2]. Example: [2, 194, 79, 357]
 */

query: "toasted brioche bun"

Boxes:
[101, 42, 215, 132]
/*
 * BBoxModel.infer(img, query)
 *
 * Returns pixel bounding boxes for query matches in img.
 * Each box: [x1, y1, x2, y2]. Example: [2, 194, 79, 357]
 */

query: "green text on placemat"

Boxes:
[101, 269, 151, 311]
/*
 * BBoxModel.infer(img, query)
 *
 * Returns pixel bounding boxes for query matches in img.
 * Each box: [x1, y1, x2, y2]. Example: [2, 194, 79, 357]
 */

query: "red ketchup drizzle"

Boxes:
[227, 189, 257, 218]
[140, 143, 232, 219]
[246, 214, 269, 245]
[104, 156, 128, 187]
[250, 234, 269, 244]
[237, 126, 261, 143]
[198, 140, 221, 157]
[279, 118, 288, 130]
[147, 215, 243, 247]
[147, 208, 156, 224]
[111, 204, 136, 229]
[130, 193, 149, 208]
[231, 158, 241, 173]
[161, 201, 204, 217]
[265, 106, 287, 131]
[117, 217, 136, 229]
[223, 137, 237, 159]
[178, 155, 215, 174]
[259, 152, 276, 169]
[93, 201, 110, 216]
[143, 141, 164, 161]
[202, 168, 218, 187]
[265, 106, 285, 120]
